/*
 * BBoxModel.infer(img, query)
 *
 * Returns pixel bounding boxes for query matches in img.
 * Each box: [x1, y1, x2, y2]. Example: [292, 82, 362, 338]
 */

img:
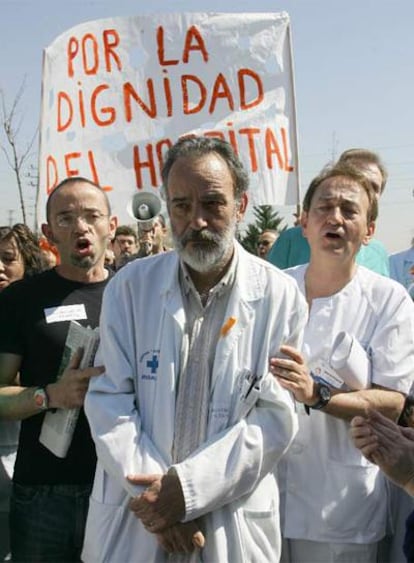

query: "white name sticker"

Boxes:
[309, 358, 344, 389]
[44, 304, 87, 324]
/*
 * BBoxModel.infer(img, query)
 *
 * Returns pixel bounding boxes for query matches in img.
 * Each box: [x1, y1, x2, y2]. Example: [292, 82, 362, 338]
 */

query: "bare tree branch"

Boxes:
[0, 77, 39, 226]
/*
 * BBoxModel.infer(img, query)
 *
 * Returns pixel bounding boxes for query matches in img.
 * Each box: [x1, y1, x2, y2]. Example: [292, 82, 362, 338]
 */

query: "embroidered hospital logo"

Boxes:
[139, 350, 160, 381]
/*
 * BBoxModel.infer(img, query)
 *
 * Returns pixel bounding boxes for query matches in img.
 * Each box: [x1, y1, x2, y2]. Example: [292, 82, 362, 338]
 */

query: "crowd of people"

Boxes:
[0, 136, 413, 563]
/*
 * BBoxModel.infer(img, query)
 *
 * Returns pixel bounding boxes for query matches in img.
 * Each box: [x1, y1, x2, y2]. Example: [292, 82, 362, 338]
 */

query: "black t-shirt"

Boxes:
[0, 268, 111, 485]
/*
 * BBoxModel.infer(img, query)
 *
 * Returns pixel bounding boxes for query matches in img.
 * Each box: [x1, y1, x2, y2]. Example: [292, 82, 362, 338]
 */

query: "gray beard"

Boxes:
[172, 218, 237, 274]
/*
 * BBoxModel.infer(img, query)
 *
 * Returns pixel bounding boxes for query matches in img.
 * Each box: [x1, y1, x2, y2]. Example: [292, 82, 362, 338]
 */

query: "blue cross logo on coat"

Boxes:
[146, 354, 159, 374]
[140, 350, 160, 381]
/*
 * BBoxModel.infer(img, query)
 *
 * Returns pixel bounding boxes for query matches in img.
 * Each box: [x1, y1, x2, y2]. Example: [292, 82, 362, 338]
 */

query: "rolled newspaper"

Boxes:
[39, 321, 99, 458]
[330, 332, 371, 390]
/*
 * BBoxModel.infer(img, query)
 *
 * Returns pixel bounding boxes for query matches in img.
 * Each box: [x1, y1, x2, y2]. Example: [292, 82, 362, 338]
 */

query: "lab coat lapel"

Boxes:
[161, 252, 186, 329]
[210, 243, 263, 392]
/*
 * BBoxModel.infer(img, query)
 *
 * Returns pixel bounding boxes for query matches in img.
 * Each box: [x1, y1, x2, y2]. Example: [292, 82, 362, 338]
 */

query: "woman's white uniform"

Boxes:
[82, 244, 307, 563]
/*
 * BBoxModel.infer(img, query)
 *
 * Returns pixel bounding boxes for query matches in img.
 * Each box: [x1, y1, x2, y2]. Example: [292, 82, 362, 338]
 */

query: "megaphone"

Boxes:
[127, 192, 162, 231]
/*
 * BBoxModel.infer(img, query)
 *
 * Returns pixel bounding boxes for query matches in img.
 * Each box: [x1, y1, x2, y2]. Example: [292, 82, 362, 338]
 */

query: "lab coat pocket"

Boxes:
[83, 496, 126, 563]
[229, 370, 262, 425]
[84, 494, 160, 563]
[240, 506, 280, 562]
[323, 461, 386, 541]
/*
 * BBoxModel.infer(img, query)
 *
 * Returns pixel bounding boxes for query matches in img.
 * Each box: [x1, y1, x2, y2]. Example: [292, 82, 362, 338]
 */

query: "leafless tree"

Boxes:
[0, 78, 38, 225]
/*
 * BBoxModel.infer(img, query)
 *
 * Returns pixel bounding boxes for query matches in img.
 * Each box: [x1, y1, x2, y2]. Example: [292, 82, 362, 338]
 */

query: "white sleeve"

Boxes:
[85, 277, 168, 498]
[173, 375, 297, 521]
[370, 287, 414, 394]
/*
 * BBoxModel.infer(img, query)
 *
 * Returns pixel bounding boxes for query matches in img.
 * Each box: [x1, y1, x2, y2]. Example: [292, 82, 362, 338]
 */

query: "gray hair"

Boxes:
[160, 136, 249, 201]
[338, 148, 388, 193]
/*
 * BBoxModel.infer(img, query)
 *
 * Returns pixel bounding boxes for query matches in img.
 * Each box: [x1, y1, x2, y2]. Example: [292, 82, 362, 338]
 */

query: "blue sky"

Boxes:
[0, 0, 413, 252]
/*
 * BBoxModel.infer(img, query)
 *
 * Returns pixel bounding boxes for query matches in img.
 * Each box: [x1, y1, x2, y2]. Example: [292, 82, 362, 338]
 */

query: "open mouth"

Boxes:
[325, 232, 342, 239]
[75, 239, 92, 255]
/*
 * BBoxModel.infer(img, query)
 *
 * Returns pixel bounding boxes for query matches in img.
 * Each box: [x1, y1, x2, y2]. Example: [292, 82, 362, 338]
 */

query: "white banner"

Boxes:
[38, 12, 299, 224]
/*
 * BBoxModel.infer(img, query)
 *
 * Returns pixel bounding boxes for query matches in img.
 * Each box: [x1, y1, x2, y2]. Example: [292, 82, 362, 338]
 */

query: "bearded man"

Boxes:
[82, 136, 307, 562]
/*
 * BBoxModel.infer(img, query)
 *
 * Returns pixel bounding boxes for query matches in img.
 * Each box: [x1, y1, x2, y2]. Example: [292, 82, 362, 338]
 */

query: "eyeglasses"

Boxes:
[55, 212, 109, 229]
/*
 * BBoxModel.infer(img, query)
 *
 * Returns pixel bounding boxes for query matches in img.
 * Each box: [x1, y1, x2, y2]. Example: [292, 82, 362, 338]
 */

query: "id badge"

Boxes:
[309, 358, 344, 389]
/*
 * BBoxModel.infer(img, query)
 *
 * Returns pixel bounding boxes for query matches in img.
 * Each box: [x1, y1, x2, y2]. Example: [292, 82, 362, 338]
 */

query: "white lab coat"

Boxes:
[82, 243, 307, 563]
[282, 265, 414, 545]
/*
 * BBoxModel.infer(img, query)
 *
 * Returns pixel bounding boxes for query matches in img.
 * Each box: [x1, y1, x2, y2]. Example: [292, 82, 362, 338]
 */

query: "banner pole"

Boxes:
[36, 49, 47, 232]
[287, 20, 302, 217]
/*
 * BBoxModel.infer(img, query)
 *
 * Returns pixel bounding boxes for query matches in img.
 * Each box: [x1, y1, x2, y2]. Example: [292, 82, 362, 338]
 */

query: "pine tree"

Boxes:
[238, 205, 286, 254]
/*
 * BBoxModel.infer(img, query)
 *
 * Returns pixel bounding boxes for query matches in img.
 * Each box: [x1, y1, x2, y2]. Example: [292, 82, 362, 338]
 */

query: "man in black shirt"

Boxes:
[0, 177, 117, 562]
